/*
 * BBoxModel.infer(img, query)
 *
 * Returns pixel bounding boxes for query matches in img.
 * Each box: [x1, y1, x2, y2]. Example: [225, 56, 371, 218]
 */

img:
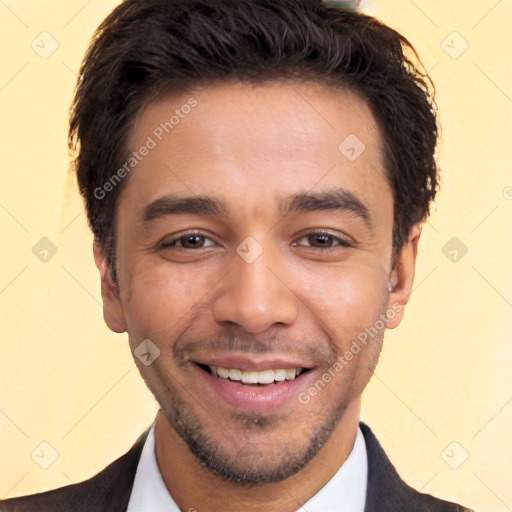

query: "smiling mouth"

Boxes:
[196, 363, 310, 385]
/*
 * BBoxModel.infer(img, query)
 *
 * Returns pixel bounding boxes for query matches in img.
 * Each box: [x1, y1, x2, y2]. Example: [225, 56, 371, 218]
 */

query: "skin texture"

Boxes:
[94, 81, 421, 512]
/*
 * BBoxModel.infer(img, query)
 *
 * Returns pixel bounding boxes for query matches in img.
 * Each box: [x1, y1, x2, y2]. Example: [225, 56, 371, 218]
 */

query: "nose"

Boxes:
[212, 243, 298, 333]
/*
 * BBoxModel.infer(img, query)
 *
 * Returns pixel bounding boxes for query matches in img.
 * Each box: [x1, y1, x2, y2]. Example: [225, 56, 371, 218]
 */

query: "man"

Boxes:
[0, 1, 474, 511]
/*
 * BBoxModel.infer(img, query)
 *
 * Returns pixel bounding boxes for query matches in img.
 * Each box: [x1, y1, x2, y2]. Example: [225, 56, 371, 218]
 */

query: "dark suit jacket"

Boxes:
[0, 422, 474, 511]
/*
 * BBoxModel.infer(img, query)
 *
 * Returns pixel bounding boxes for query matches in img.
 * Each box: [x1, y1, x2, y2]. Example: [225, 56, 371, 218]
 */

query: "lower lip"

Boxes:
[194, 365, 315, 413]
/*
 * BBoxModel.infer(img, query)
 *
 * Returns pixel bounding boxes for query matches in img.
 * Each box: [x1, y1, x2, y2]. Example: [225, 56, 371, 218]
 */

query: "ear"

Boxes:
[93, 240, 127, 333]
[386, 224, 422, 329]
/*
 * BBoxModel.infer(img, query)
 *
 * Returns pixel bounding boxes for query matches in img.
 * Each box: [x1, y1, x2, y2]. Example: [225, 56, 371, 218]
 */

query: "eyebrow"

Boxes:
[142, 188, 372, 228]
[143, 195, 228, 223]
[278, 189, 372, 228]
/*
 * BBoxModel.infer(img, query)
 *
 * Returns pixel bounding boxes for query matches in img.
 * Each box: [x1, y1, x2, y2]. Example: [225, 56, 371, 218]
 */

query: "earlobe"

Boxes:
[93, 240, 127, 333]
[386, 224, 422, 329]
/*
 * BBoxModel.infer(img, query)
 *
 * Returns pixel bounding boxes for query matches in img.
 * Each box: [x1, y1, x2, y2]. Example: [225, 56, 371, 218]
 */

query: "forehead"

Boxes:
[120, 81, 390, 220]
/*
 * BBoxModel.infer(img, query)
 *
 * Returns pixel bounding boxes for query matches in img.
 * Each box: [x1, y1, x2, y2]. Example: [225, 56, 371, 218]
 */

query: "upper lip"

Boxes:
[193, 354, 314, 371]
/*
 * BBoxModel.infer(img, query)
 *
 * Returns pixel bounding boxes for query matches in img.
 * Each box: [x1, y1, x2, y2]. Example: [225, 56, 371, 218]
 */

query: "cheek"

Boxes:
[294, 262, 386, 348]
[121, 261, 215, 344]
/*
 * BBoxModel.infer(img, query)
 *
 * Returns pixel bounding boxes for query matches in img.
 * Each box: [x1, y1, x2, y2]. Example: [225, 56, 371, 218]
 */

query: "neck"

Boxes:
[154, 399, 361, 512]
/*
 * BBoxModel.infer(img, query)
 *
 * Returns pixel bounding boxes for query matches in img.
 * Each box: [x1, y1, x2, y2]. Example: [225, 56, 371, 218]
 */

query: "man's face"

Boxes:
[99, 82, 411, 483]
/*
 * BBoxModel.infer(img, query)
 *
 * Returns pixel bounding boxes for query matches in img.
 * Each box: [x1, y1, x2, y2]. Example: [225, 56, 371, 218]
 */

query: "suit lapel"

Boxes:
[361, 421, 418, 511]
[361, 422, 471, 512]
[72, 429, 149, 512]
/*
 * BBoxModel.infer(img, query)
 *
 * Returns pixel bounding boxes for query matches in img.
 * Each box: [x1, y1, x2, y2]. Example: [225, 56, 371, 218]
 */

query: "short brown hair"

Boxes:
[69, 0, 438, 276]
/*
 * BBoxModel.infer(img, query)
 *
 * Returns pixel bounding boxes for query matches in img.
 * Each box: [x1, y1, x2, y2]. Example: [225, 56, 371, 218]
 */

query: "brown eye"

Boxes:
[293, 232, 352, 249]
[162, 233, 215, 249]
[307, 234, 335, 248]
[180, 235, 203, 248]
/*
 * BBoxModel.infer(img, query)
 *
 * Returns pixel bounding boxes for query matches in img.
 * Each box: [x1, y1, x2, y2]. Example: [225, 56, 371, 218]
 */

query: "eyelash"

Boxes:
[293, 232, 353, 249]
[161, 232, 216, 250]
[160, 230, 353, 250]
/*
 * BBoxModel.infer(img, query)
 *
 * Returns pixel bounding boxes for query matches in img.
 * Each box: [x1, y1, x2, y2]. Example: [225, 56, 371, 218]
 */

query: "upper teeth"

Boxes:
[208, 366, 302, 384]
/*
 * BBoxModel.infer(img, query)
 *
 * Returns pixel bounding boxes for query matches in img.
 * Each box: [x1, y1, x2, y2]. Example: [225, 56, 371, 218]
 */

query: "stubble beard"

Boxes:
[152, 352, 383, 484]
[141, 303, 387, 485]
[159, 377, 349, 485]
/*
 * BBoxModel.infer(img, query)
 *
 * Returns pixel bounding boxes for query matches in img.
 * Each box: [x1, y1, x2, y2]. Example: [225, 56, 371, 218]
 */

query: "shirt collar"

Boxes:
[127, 422, 367, 512]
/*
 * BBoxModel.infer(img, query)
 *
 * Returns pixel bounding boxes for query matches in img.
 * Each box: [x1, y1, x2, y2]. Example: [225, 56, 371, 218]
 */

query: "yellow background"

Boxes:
[1, 1, 511, 510]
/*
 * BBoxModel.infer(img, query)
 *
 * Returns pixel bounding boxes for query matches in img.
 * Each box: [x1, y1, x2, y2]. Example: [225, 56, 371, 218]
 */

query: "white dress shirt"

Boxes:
[127, 422, 367, 512]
